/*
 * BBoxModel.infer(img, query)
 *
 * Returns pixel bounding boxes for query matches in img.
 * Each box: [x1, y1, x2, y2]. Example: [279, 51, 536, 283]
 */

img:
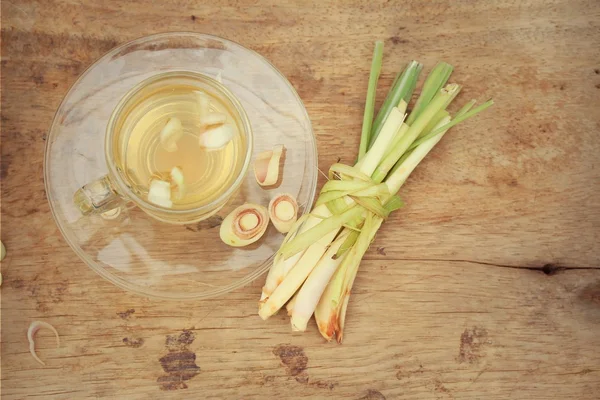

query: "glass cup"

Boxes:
[73, 71, 253, 224]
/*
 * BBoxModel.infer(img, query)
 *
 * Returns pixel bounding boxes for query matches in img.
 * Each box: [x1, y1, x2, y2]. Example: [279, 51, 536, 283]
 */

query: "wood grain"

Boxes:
[1, 0, 600, 398]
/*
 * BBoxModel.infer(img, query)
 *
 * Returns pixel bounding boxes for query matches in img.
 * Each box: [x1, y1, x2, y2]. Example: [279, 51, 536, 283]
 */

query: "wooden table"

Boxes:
[2, 1, 599, 398]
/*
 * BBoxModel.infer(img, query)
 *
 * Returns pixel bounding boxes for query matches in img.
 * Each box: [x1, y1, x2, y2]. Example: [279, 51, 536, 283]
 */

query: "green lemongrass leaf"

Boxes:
[335, 230, 360, 259]
[351, 196, 389, 219]
[353, 183, 390, 199]
[326, 197, 350, 215]
[329, 163, 371, 181]
[406, 62, 453, 125]
[386, 116, 452, 195]
[316, 183, 389, 208]
[455, 99, 476, 119]
[368, 61, 422, 148]
[321, 180, 371, 193]
[372, 83, 461, 183]
[384, 195, 405, 213]
[418, 109, 449, 139]
[342, 224, 362, 232]
[408, 99, 494, 151]
[317, 190, 349, 207]
[358, 41, 384, 161]
[280, 206, 364, 259]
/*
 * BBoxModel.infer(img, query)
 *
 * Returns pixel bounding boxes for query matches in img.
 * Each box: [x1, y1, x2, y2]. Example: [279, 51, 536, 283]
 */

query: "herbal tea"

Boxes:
[111, 72, 248, 211]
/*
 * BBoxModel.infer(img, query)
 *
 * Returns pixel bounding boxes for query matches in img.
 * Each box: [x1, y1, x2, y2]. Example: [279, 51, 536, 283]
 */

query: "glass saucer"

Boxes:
[44, 33, 317, 300]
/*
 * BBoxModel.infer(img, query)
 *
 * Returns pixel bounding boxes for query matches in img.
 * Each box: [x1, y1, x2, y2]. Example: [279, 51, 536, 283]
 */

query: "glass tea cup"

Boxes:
[73, 71, 253, 224]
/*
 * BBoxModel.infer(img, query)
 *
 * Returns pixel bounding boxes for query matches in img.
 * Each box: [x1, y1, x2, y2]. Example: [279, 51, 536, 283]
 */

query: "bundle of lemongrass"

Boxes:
[258, 41, 493, 342]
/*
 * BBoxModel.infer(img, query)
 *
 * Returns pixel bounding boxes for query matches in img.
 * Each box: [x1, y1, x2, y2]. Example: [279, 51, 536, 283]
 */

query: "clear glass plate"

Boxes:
[44, 33, 317, 300]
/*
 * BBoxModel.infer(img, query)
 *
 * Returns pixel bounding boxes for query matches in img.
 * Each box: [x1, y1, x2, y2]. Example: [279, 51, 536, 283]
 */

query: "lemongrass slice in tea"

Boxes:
[198, 124, 234, 150]
[170, 166, 186, 200]
[195, 91, 210, 118]
[200, 112, 227, 129]
[28, 321, 60, 366]
[220, 203, 270, 247]
[148, 179, 173, 208]
[268, 193, 298, 233]
[159, 117, 183, 152]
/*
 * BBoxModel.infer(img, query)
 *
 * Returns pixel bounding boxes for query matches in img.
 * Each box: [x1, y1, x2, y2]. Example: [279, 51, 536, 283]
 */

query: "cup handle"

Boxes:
[73, 175, 127, 216]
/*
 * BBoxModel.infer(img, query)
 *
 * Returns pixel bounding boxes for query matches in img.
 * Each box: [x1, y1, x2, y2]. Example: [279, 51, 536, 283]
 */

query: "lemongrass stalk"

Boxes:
[290, 231, 350, 331]
[337, 293, 351, 343]
[382, 123, 409, 159]
[368, 61, 422, 148]
[396, 99, 408, 115]
[334, 215, 383, 343]
[405, 62, 453, 125]
[360, 107, 406, 176]
[371, 83, 461, 183]
[262, 211, 327, 298]
[259, 228, 340, 320]
[279, 205, 363, 260]
[358, 41, 384, 161]
[286, 292, 298, 316]
[408, 99, 494, 151]
[385, 116, 452, 195]
[455, 99, 476, 119]
[262, 206, 333, 302]
[315, 214, 382, 341]
[418, 109, 449, 139]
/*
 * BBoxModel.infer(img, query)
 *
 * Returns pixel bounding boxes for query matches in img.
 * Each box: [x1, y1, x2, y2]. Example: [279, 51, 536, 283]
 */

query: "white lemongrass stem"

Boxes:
[359, 107, 406, 176]
[261, 205, 331, 301]
[385, 116, 451, 195]
[383, 123, 409, 160]
[258, 228, 339, 320]
[286, 292, 298, 316]
[314, 214, 381, 341]
[335, 216, 383, 342]
[290, 231, 350, 332]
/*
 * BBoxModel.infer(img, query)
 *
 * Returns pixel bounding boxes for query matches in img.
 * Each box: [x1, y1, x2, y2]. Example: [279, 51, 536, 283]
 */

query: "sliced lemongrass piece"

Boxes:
[1, 240, 6, 261]
[268, 193, 298, 234]
[170, 166, 186, 200]
[254, 145, 284, 187]
[147, 179, 172, 208]
[220, 203, 269, 247]
[28, 321, 60, 366]
[159, 117, 183, 152]
[195, 91, 210, 118]
[198, 124, 235, 150]
[200, 112, 227, 129]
